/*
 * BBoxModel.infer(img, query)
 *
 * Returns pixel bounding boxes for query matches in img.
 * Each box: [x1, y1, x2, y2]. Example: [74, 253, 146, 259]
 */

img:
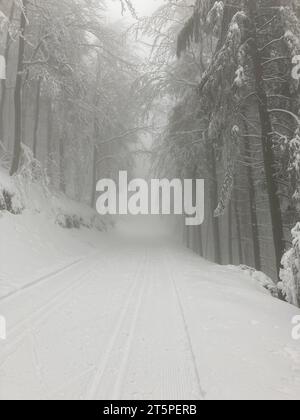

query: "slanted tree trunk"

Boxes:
[10, 0, 28, 175]
[33, 78, 42, 159]
[247, 0, 284, 277]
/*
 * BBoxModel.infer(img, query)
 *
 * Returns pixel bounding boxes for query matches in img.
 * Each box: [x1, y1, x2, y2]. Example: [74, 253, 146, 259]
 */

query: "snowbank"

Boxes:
[0, 210, 107, 298]
[0, 160, 112, 231]
[232, 265, 279, 298]
[0, 162, 112, 298]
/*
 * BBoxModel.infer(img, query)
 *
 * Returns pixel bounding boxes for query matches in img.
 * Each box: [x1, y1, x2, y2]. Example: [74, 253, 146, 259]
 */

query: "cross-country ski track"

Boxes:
[0, 220, 300, 400]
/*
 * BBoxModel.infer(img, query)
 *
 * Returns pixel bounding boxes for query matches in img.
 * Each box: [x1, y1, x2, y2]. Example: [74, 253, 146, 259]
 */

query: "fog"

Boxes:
[108, 0, 165, 20]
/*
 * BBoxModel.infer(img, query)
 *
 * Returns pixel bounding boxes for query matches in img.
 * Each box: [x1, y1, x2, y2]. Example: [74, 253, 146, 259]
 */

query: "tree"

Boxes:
[0, 1, 14, 144]
[10, 0, 28, 175]
[175, 0, 300, 279]
[1, 0, 142, 210]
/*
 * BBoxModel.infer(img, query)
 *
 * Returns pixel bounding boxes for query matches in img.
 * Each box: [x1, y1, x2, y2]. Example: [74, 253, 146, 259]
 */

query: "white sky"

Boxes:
[106, 0, 167, 177]
[108, 0, 165, 21]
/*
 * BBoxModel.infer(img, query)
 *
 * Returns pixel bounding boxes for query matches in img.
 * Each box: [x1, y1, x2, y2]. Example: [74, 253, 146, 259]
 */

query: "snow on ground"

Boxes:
[0, 166, 111, 298]
[0, 216, 300, 400]
[0, 210, 108, 299]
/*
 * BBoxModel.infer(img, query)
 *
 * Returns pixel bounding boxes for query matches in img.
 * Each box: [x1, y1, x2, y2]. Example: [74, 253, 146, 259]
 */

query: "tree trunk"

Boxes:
[208, 142, 222, 264]
[191, 170, 204, 256]
[186, 225, 191, 249]
[233, 187, 243, 265]
[32, 77, 41, 159]
[228, 200, 233, 265]
[244, 127, 262, 271]
[0, 2, 15, 144]
[10, 0, 28, 175]
[247, 0, 285, 277]
[59, 135, 65, 193]
[198, 225, 204, 257]
[46, 98, 53, 180]
[91, 143, 98, 208]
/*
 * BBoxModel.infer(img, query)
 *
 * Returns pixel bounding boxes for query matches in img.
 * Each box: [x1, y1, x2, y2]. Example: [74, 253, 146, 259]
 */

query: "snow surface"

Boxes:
[0, 211, 107, 299]
[0, 215, 300, 400]
[0, 165, 112, 298]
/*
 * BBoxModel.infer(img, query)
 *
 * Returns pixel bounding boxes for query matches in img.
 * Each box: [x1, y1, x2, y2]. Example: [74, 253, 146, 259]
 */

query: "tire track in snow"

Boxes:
[164, 249, 206, 400]
[84, 250, 149, 400]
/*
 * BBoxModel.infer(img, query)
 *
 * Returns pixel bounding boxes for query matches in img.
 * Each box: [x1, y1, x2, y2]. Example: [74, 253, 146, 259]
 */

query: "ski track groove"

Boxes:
[164, 249, 206, 400]
[84, 250, 149, 400]
[112, 251, 149, 399]
[1, 244, 207, 400]
[2, 227, 300, 401]
[28, 327, 51, 398]
[0, 257, 84, 303]
[0, 258, 100, 369]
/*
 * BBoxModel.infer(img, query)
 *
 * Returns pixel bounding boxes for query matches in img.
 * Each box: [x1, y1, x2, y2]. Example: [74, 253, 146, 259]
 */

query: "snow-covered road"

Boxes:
[0, 218, 300, 400]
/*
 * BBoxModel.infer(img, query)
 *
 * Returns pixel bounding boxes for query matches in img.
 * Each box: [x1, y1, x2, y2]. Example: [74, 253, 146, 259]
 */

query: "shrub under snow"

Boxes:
[279, 223, 300, 308]
[0, 168, 23, 214]
[238, 265, 279, 298]
[0, 145, 111, 232]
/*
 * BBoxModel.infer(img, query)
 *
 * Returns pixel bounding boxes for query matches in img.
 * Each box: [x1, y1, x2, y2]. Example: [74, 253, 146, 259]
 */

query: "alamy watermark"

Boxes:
[0, 315, 6, 341]
[292, 315, 300, 341]
[96, 171, 205, 226]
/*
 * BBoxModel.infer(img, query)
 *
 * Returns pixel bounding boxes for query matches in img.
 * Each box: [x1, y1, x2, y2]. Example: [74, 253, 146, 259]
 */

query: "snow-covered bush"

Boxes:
[14, 145, 51, 213]
[0, 167, 23, 215]
[207, 1, 224, 36]
[234, 65, 246, 88]
[0, 145, 112, 232]
[278, 126, 300, 307]
[238, 265, 279, 298]
[279, 223, 300, 307]
[53, 194, 113, 231]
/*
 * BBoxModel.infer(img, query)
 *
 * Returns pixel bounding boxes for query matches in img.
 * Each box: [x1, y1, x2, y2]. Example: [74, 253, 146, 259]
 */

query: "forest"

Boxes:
[140, 0, 300, 307]
[0, 0, 300, 307]
[1, 0, 300, 402]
